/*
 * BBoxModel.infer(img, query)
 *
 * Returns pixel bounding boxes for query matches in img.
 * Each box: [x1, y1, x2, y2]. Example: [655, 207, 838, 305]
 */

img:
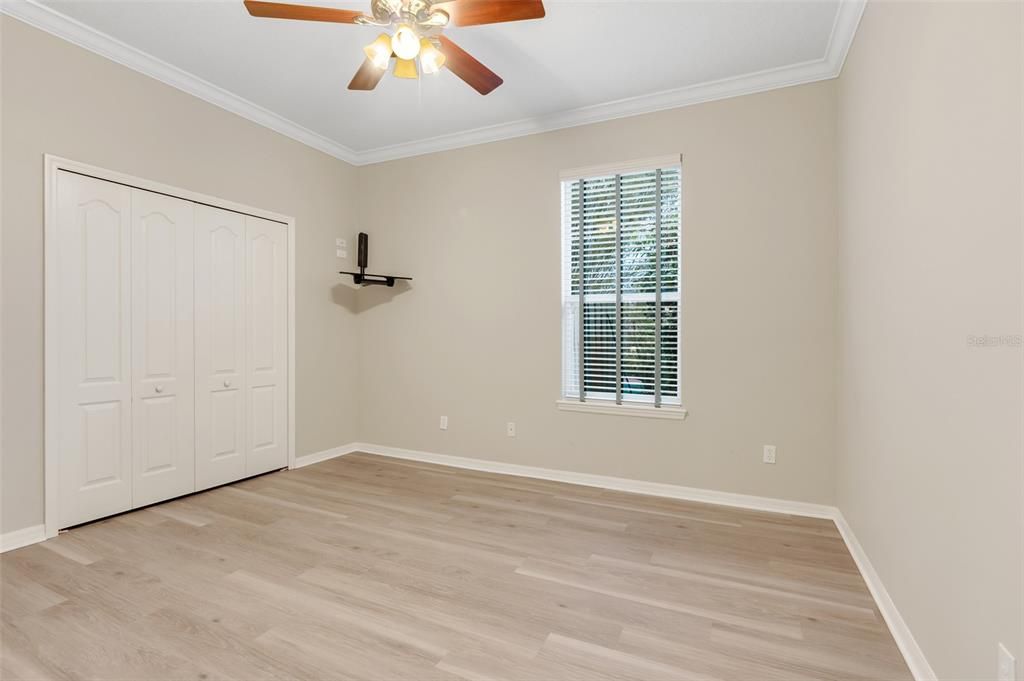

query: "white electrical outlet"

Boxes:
[506, 422, 516, 437]
[763, 445, 777, 464]
[439, 415, 448, 431]
[335, 238, 347, 259]
[997, 643, 1015, 681]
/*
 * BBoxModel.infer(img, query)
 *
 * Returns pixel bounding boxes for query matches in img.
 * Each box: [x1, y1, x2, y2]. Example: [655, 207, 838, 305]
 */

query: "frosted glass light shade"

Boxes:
[363, 33, 392, 70]
[393, 58, 418, 79]
[391, 25, 421, 60]
[419, 38, 446, 74]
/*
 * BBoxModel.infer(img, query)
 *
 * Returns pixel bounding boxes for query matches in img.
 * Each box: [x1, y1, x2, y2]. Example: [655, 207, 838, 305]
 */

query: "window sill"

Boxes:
[556, 399, 688, 420]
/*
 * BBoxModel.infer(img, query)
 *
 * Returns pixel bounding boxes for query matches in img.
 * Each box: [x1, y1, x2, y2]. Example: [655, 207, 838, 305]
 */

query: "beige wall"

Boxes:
[836, 2, 1023, 679]
[4, 5, 1023, 677]
[1, 15, 841, 535]
[354, 81, 839, 504]
[0, 17, 362, 534]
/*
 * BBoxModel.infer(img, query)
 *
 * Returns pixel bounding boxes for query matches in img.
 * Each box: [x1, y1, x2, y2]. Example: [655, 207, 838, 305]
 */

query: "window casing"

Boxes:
[561, 159, 682, 409]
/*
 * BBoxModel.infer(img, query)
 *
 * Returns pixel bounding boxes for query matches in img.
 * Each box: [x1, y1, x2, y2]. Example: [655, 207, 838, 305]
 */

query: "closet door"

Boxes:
[245, 217, 289, 476]
[131, 190, 195, 507]
[56, 171, 133, 528]
[195, 205, 247, 490]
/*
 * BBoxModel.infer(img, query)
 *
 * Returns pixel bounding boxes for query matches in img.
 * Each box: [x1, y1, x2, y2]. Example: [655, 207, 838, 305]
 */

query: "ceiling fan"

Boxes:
[243, 0, 546, 95]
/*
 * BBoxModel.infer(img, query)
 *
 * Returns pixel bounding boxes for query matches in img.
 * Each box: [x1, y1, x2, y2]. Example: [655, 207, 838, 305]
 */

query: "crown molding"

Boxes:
[359, 58, 838, 164]
[360, 0, 866, 164]
[1, 0, 865, 167]
[0, 0, 361, 165]
[824, 0, 867, 74]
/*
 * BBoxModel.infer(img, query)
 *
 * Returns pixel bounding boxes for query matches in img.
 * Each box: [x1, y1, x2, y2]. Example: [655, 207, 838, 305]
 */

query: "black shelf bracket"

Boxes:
[339, 233, 411, 288]
[339, 271, 412, 287]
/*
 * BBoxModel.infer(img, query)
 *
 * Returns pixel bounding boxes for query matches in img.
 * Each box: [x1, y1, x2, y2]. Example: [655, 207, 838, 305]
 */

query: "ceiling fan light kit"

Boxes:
[364, 33, 392, 69]
[390, 23, 421, 59]
[419, 38, 446, 74]
[394, 57, 418, 79]
[244, 0, 545, 94]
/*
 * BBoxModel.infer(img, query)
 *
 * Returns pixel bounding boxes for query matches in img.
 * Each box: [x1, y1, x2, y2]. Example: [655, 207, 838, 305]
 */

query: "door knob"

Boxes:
[224, 379, 231, 388]
[155, 385, 164, 393]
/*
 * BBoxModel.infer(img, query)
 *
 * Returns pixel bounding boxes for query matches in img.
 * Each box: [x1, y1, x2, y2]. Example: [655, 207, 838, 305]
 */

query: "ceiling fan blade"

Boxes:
[438, 36, 503, 95]
[348, 58, 388, 90]
[244, 0, 364, 23]
[435, 0, 545, 27]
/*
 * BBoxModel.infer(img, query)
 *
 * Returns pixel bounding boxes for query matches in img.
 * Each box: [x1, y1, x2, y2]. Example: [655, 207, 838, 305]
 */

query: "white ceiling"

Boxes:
[9, 0, 863, 164]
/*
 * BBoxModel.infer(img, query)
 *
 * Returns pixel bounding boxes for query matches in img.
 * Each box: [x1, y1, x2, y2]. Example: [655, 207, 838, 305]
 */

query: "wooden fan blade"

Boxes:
[348, 58, 388, 90]
[438, 36, 503, 95]
[435, 0, 545, 27]
[244, 0, 364, 23]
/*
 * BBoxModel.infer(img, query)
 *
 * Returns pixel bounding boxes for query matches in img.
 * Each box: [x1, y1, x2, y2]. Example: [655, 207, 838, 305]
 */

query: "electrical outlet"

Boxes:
[998, 643, 1015, 681]
[506, 422, 516, 437]
[335, 238, 347, 259]
[763, 445, 777, 464]
[439, 415, 448, 431]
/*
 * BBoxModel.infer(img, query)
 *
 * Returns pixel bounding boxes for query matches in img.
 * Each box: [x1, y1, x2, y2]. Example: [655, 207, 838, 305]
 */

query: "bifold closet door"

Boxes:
[195, 209, 289, 487]
[54, 170, 290, 526]
[195, 205, 247, 490]
[131, 189, 196, 507]
[244, 216, 288, 476]
[56, 171, 133, 528]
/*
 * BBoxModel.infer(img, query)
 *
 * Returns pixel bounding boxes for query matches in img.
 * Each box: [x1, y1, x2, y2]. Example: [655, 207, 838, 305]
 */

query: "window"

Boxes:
[560, 157, 682, 415]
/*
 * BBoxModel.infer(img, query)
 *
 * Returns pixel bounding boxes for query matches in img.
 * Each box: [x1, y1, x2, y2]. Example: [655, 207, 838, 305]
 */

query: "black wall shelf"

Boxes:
[340, 232, 411, 288]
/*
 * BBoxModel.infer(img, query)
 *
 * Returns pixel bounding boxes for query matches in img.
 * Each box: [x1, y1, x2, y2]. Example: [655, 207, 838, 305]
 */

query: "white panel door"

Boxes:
[195, 205, 246, 490]
[56, 171, 133, 528]
[245, 217, 289, 476]
[131, 190, 195, 507]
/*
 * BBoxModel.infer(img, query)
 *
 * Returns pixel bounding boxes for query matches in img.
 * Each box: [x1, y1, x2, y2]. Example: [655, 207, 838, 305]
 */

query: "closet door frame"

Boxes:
[43, 155, 296, 539]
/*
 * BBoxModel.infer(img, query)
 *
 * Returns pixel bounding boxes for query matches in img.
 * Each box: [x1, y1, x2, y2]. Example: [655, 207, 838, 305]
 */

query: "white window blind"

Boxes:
[561, 159, 681, 407]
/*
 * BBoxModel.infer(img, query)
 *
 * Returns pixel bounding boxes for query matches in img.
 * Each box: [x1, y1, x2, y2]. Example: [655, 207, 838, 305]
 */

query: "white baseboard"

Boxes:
[305, 441, 932, 681]
[8, 441, 932, 681]
[833, 512, 937, 681]
[0, 445, 358, 553]
[347, 442, 836, 519]
[0, 446, 360, 553]
[0, 524, 47, 553]
[292, 443, 362, 469]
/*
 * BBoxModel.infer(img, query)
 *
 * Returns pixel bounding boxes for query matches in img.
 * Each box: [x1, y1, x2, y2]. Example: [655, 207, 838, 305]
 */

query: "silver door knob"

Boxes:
[223, 379, 231, 388]
[155, 385, 164, 393]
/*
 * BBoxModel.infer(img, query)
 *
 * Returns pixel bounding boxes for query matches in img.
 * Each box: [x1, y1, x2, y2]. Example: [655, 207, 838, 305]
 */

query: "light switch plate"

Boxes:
[439, 415, 448, 431]
[763, 445, 777, 464]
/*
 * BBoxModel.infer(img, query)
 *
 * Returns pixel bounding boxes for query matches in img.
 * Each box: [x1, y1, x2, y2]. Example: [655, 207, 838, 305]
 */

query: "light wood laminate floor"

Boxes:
[1, 453, 912, 681]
